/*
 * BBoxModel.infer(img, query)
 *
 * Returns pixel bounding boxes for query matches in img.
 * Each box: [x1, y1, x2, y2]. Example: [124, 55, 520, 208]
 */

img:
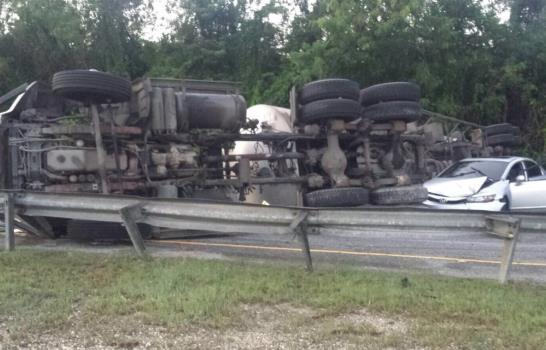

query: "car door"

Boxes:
[509, 161, 546, 211]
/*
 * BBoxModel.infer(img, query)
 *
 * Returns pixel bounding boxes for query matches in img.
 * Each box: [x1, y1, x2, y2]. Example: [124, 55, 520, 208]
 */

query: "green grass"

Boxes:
[1, 249, 546, 349]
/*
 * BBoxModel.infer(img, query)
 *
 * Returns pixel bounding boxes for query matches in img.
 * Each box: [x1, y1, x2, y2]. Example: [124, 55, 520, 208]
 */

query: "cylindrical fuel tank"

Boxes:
[163, 88, 177, 133]
[183, 93, 246, 131]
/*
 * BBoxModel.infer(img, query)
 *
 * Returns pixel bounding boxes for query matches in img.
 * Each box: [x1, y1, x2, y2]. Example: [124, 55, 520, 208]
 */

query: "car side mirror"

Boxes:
[515, 175, 525, 185]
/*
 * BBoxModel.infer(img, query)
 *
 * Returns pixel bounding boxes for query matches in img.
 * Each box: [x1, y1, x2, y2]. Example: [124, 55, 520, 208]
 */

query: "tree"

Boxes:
[0, 0, 86, 92]
[76, 0, 153, 77]
[0, 0, 151, 95]
[147, 0, 285, 104]
[494, 0, 546, 153]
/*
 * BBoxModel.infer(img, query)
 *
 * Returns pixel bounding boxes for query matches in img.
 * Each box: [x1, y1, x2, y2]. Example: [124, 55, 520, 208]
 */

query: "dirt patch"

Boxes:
[0, 304, 416, 350]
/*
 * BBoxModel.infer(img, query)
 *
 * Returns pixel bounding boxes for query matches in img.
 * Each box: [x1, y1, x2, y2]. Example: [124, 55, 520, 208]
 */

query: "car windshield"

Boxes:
[439, 160, 506, 181]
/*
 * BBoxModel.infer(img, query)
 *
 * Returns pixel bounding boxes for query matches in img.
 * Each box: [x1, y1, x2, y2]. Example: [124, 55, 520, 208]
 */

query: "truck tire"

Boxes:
[52, 70, 131, 104]
[362, 101, 421, 122]
[299, 98, 361, 123]
[299, 79, 360, 104]
[370, 185, 428, 205]
[484, 123, 514, 136]
[360, 82, 420, 107]
[304, 187, 369, 207]
[46, 217, 69, 237]
[486, 133, 518, 146]
[66, 220, 152, 241]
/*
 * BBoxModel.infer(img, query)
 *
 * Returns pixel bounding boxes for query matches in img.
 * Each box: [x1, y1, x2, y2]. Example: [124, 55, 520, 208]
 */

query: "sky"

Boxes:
[143, 0, 178, 41]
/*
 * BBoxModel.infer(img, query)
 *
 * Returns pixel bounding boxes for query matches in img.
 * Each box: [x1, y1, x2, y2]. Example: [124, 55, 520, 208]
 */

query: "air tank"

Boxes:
[181, 93, 246, 132]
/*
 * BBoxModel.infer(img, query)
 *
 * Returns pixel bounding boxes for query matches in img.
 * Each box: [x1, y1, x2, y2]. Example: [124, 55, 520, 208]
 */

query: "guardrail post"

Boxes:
[119, 204, 147, 258]
[4, 193, 14, 251]
[485, 215, 521, 284]
[289, 210, 312, 271]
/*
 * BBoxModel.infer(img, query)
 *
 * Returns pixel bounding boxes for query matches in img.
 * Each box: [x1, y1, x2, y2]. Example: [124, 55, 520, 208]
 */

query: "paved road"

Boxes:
[10, 224, 546, 283]
[146, 226, 546, 283]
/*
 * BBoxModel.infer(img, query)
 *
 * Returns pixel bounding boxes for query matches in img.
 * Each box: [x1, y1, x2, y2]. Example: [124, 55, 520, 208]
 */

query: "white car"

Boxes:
[423, 157, 546, 211]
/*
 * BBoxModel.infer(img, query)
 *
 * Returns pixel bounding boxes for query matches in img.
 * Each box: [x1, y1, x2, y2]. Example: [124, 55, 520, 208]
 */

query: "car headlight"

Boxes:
[467, 194, 496, 203]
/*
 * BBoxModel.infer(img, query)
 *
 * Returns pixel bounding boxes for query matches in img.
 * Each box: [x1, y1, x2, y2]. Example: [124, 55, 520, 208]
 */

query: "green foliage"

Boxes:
[77, 0, 152, 77]
[0, 0, 150, 93]
[146, 0, 285, 105]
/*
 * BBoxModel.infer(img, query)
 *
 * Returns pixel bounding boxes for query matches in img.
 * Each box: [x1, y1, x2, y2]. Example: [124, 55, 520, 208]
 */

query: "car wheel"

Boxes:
[304, 187, 369, 207]
[52, 69, 132, 104]
[299, 79, 360, 104]
[360, 82, 420, 107]
[370, 185, 428, 205]
[299, 98, 361, 123]
[362, 101, 422, 122]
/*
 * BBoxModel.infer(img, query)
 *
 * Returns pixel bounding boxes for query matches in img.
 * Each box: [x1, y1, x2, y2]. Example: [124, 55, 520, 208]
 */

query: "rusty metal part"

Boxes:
[321, 119, 349, 187]
[108, 107, 123, 188]
[329, 119, 346, 132]
[204, 152, 305, 163]
[90, 105, 108, 194]
[151, 87, 165, 133]
[163, 88, 177, 132]
[374, 177, 398, 187]
[238, 158, 251, 200]
[423, 109, 484, 129]
[204, 176, 308, 187]
[237, 132, 316, 142]
[390, 132, 405, 170]
[238, 158, 250, 186]
[303, 124, 321, 136]
[43, 175, 310, 194]
[307, 174, 326, 188]
[391, 120, 407, 132]
[40, 124, 143, 136]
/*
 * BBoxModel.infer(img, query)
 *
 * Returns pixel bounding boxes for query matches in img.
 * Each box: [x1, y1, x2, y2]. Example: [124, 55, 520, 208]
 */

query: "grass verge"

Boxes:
[0, 249, 545, 349]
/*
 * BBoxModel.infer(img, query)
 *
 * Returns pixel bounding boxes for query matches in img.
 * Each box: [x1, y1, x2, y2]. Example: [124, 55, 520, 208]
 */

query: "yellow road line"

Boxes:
[149, 240, 546, 268]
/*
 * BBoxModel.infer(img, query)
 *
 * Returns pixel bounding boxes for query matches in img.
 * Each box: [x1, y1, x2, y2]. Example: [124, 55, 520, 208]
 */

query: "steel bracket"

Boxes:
[288, 210, 312, 271]
[119, 203, 147, 258]
[485, 215, 521, 284]
[3, 194, 14, 251]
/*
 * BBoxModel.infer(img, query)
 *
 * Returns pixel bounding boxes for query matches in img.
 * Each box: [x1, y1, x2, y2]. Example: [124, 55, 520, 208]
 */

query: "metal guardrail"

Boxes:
[2, 191, 545, 280]
[3, 191, 546, 234]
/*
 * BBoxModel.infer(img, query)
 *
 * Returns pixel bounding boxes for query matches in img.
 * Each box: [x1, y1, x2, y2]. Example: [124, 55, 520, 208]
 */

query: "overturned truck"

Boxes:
[0, 71, 522, 236]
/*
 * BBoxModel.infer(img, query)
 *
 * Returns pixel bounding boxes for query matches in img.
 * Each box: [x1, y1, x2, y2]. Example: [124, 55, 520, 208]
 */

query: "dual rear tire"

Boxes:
[298, 79, 361, 123]
[360, 82, 421, 122]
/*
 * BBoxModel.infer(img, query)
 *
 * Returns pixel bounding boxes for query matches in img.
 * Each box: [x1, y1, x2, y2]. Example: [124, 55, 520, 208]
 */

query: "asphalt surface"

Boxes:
[144, 226, 546, 283]
[9, 225, 546, 284]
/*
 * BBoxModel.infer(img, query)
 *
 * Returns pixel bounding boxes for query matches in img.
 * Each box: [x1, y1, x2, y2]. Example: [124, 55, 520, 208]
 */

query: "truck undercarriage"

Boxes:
[0, 71, 522, 234]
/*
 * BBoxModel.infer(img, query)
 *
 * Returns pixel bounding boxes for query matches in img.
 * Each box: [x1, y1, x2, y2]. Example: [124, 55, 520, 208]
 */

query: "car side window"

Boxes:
[507, 162, 525, 182]
[524, 161, 542, 178]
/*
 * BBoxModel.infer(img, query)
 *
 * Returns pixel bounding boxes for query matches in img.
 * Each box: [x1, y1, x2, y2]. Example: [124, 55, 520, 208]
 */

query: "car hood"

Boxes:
[423, 176, 489, 198]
